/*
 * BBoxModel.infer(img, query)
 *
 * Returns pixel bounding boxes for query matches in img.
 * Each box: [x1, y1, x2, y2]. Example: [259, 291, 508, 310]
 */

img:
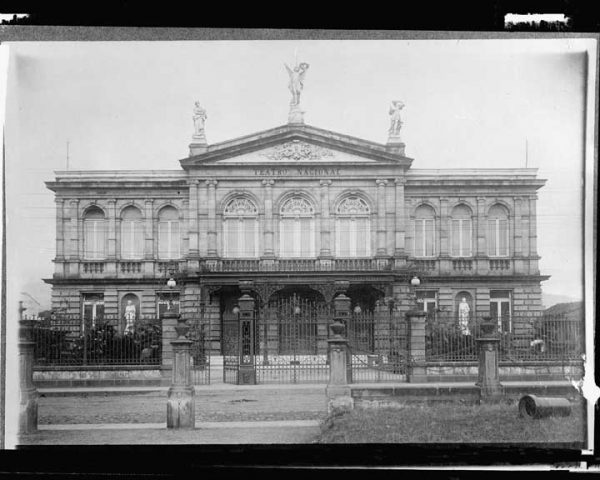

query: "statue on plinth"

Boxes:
[388, 100, 405, 137]
[458, 297, 471, 336]
[124, 300, 136, 335]
[192, 101, 207, 139]
[285, 62, 309, 106]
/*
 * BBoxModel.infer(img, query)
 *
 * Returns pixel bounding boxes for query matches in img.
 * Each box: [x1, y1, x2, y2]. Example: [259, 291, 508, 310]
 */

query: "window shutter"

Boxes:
[425, 219, 434, 256]
[451, 219, 459, 256]
[158, 222, 168, 259]
[499, 219, 508, 256]
[414, 220, 423, 256]
[488, 219, 496, 256]
[133, 221, 144, 258]
[170, 221, 180, 259]
[462, 219, 472, 256]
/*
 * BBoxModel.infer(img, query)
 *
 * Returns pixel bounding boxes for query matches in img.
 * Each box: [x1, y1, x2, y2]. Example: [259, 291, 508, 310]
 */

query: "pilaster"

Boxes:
[319, 179, 332, 258]
[55, 199, 65, 261]
[206, 180, 218, 257]
[69, 199, 80, 262]
[394, 177, 406, 258]
[262, 179, 275, 257]
[188, 180, 199, 257]
[376, 179, 388, 257]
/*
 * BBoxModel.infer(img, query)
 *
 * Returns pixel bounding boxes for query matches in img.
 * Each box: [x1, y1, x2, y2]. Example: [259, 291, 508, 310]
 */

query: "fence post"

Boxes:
[237, 293, 256, 385]
[406, 310, 428, 383]
[165, 310, 195, 429]
[326, 294, 353, 415]
[19, 316, 39, 434]
[476, 316, 504, 403]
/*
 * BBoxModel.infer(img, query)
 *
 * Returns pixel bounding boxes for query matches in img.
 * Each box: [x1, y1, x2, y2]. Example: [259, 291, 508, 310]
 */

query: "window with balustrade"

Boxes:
[487, 204, 509, 257]
[413, 204, 436, 257]
[223, 197, 259, 258]
[279, 196, 316, 258]
[450, 204, 473, 257]
[83, 206, 107, 260]
[157, 206, 180, 259]
[120, 206, 144, 259]
[335, 195, 371, 257]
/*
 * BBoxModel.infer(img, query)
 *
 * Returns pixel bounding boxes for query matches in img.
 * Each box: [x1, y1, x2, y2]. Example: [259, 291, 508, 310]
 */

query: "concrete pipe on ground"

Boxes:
[518, 394, 571, 419]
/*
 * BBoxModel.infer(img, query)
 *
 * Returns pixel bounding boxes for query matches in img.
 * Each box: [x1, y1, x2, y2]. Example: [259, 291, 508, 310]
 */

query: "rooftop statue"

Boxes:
[284, 62, 310, 106]
[388, 100, 405, 137]
[192, 101, 207, 138]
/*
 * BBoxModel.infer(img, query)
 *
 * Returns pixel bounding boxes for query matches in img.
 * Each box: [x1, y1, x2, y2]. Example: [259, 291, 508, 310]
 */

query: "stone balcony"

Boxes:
[55, 255, 538, 280]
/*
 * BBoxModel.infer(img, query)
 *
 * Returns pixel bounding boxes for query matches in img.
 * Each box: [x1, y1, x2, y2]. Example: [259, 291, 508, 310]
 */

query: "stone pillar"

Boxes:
[107, 199, 117, 259]
[262, 179, 275, 257]
[237, 292, 257, 385]
[406, 310, 427, 383]
[439, 197, 449, 256]
[69, 199, 80, 260]
[326, 294, 353, 415]
[319, 180, 333, 259]
[166, 311, 195, 429]
[528, 194, 538, 257]
[394, 178, 406, 259]
[188, 180, 199, 257]
[376, 179, 388, 256]
[475, 197, 487, 273]
[206, 180, 218, 257]
[55, 199, 65, 260]
[18, 315, 38, 435]
[476, 316, 504, 404]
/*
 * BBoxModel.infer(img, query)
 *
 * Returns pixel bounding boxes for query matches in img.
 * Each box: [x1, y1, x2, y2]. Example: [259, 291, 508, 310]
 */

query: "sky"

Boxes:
[3, 38, 594, 312]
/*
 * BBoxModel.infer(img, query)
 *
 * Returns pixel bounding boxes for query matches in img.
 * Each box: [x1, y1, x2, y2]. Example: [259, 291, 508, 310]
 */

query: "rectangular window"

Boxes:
[121, 221, 144, 259]
[417, 291, 437, 318]
[414, 219, 435, 257]
[82, 293, 104, 332]
[223, 219, 258, 258]
[280, 218, 314, 257]
[84, 220, 107, 259]
[336, 218, 370, 257]
[158, 221, 180, 259]
[451, 219, 472, 257]
[490, 290, 511, 332]
[488, 219, 509, 257]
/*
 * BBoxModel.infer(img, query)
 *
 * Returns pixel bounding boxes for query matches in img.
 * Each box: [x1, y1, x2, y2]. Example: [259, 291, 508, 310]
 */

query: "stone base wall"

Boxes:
[33, 367, 162, 387]
[424, 362, 583, 382]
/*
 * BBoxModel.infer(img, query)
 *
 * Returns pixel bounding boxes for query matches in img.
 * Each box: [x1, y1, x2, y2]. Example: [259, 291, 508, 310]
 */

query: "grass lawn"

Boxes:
[317, 401, 586, 444]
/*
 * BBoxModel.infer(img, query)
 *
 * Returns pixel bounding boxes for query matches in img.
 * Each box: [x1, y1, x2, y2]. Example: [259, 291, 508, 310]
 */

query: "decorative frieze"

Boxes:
[260, 141, 335, 161]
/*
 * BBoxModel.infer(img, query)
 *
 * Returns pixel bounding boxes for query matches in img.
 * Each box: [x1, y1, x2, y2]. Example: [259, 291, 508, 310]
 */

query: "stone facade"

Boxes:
[45, 121, 548, 357]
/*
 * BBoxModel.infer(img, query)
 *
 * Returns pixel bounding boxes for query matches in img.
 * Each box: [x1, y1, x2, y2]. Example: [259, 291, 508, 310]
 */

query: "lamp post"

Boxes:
[405, 274, 427, 383]
[164, 275, 195, 429]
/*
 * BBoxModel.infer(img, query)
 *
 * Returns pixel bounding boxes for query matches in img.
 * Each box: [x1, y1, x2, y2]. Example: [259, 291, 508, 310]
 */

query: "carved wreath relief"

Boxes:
[261, 141, 335, 161]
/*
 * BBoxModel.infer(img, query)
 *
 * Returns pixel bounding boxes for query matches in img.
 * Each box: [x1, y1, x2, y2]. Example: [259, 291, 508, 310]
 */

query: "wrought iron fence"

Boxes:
[425, 314, 583, 362]
[31, 314, 162, 366]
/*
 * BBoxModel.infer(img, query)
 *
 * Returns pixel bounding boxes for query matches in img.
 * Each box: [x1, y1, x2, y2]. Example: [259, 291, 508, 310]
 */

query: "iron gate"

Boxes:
[188, 318, 211, 385]
[223, 295, 331, 384]
[348, 308, 409, 383]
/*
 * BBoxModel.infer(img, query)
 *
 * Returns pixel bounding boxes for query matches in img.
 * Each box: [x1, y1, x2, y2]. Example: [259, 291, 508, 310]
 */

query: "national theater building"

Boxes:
[44, 69, 548, 361]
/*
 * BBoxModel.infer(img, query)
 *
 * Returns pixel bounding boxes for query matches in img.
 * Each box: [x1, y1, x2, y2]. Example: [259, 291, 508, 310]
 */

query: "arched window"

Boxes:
[83, 206, 107, 260]
[414, 204, 436, 257]
[335, 196, 371, 257]
[158, 206, 180, 260]
[450, 204, 473, 257]
[279, 196, 315, 258]
[488, 204, 509, 257]
[223, 197, 259, 258]
[120, 206, 144, 259]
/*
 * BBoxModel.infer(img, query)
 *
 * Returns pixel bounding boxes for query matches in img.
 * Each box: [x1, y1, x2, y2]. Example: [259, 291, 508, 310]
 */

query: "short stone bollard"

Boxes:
[19, 317, 39, 434]
[476, 316, 505, 404]
[518, 395, 572, 419]
[165, 311, 195, 429]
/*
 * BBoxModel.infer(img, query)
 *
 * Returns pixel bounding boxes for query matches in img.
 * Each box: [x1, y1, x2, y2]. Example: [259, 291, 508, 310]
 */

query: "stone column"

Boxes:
[528, 194, 538, 257]
[319, 180, 333, 259]
[376, 179, 388, 256]
[188, 180, 199, 257]
[107, 199, 117, 259]
[206, 180, 218, 258]
[394, 178, 406, 260]
[476, 316, 504, 404]
[165, 310, 195, 429]
[326, 294, 353, 415]
[406, 310, 427, 383]
[475, 197, 487, 273]
[262, 179, 275, 258]
[143, 200, 154, 276]
[55, 199, 65, 260]
[18, 315, 38, 435]
[69, 199, 80, 259]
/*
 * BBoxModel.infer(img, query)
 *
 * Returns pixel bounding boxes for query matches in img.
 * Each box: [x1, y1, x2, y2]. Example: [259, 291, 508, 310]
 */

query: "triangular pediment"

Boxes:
[179, 124, 412, 169]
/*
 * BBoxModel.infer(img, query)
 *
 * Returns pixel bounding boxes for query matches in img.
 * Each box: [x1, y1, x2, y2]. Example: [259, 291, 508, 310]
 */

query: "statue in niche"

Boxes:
[192, 101, 207, 137]
[284, 62, 310, 106]
[124, 299, 137, 335]
[388, 100, 405, 136]
[458, 297, 471, 335]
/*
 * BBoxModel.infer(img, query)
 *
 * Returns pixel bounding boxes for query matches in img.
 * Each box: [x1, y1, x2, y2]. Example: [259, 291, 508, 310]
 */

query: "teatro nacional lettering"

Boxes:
[253, 167, 342, 177]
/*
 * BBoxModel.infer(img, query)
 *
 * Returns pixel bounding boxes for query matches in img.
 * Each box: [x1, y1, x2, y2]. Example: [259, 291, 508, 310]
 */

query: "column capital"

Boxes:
[145, 198, 154, 206]
[69, 199, 80, 206]
[529, 194, 538, 200]
[55, 198, 65, 205]
[107, 199, 117, 205]
[262, 179, 275, 187]
[205, 179, 218, 187]
[376, 179, 388, 187]
[394, 177, 406, 185]
[476, 196, 486, 204]
[440, 197, 450, 204]
[320, 179, 333, 187]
